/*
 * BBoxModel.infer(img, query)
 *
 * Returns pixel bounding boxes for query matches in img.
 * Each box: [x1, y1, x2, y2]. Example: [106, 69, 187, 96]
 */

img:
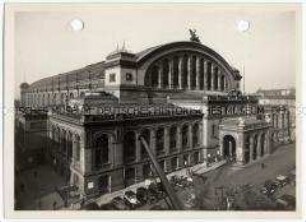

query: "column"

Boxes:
[168, 58, 173, 89]
[203, 60, 207, 91]
[196, 56, 201, 90]
[187, 56, 192, 90]
[178, 56, 183, 89]
[157, 64, 162, 89]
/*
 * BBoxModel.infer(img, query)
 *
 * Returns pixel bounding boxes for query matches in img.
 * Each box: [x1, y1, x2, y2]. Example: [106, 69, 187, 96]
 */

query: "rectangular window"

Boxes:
[126, 73, 133, 81]
[109, 73, 116, 83]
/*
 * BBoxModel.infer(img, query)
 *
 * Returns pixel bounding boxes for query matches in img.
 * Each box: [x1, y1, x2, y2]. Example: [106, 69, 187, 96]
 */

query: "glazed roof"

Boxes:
[27, 41, 241, 91]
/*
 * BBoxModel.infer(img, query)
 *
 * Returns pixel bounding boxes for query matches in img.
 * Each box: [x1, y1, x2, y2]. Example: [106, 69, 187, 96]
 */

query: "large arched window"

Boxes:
[190, 56, 197, 89]
[182, 55, 188, 88]
[123, 131, 136, 163]
[172, 56, 179, 88]
[199, 58, 204, 90]
[221, 75, 225, 91]
[206, 62, 212, 90]
[182, 124, 189, 150]
[156, 128, 164, 155]
[150, 65, 159, 87]
[192, 123, 199, 147]
[162, 59, 169, 88]
[169, 126, 177, 153]
[94, 134, 109, 168]
[213, 67, 218, 90]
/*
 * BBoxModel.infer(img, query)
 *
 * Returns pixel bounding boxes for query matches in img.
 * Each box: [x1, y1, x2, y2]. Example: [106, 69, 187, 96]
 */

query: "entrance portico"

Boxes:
[219, 117, 270, 166]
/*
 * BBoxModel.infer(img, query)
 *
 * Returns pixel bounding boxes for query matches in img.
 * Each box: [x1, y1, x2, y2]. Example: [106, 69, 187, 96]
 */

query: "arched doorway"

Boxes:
[223, 135, 236, 161]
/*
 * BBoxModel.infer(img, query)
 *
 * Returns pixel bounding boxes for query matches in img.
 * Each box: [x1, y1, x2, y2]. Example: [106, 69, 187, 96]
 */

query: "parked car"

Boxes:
[99, 203, 116, 210]
[124, 191, 141, 209]
[147, 183, 160, 203]
[112, 196, 130, 210]
[136, 187, 148, 205]
[275, 195, 295, 210]
[262, 180, 278, 196]
[276, 175, 289, 187]
[83, 202, 100, 210]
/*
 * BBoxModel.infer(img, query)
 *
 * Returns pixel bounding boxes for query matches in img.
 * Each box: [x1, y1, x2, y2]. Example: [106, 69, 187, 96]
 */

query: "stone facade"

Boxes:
[16, 41, 295, 198]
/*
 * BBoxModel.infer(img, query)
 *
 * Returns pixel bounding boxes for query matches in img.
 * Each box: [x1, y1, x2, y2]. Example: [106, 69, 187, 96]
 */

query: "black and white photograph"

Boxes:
[3, 2, 302, 219]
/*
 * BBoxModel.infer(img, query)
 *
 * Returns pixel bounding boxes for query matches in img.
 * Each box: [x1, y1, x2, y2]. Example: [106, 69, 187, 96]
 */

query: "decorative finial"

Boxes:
[189, 28, 201, 43]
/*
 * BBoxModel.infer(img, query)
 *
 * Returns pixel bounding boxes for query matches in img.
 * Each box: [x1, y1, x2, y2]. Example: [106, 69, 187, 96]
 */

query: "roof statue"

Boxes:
[189, 28, 201, 43]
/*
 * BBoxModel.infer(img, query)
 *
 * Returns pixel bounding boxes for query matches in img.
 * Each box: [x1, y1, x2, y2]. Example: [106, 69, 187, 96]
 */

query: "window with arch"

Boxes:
[156, 128, 164, 155]
[60, 130, 67, 155]
[194, 151, 200, 164]
[213, 67, 218, 90]
[182, 124, 189, 150]
[66, 131, 73, 160]
[94, 134, 109, 169]
[221, 75, 225, 91]
[172, 56, 179, 88]
[190, 55, 197, 89]
[162, 59, 169, 88]
[206, 62, 212, 90]
[169, 126, 177, 152]
[199, 58, 204, 90]
[192, 123, 199, 147]
[123, 131, 136, 163]
[182, 55, 188, 88]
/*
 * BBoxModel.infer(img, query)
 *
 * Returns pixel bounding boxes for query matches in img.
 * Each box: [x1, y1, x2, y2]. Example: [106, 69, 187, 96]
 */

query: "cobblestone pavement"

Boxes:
[192, 143, 296, 210]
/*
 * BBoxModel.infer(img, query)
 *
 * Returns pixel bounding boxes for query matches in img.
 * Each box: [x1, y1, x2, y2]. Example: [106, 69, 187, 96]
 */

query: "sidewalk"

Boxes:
[95, 160, 226, 206]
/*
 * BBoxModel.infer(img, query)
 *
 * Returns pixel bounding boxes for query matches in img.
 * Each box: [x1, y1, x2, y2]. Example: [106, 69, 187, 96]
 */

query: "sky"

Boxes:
[14, 4, 298, 98]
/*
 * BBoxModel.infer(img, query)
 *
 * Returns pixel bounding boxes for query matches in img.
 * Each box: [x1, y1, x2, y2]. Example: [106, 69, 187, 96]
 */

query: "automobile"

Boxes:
[276, 175, 289, 187]
[136, 187, 148, 205]
[83, 202, 100, 210]
[111, 196, 130, 210]
[275, 195, 295, 210]
[124, 190, 141, 208]
[147, 183, 160, 203]
[262, 180, 278, 196]
[99, 203, 116, 210]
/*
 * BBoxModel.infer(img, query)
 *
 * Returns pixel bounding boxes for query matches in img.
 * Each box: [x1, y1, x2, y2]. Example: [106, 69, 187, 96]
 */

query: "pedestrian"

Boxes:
[261, 163, 265, 169]
[53, 201, 57, 210]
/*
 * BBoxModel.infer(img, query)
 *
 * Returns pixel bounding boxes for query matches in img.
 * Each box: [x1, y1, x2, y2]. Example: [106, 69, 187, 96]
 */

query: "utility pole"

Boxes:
[139, 135, 184, 210]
